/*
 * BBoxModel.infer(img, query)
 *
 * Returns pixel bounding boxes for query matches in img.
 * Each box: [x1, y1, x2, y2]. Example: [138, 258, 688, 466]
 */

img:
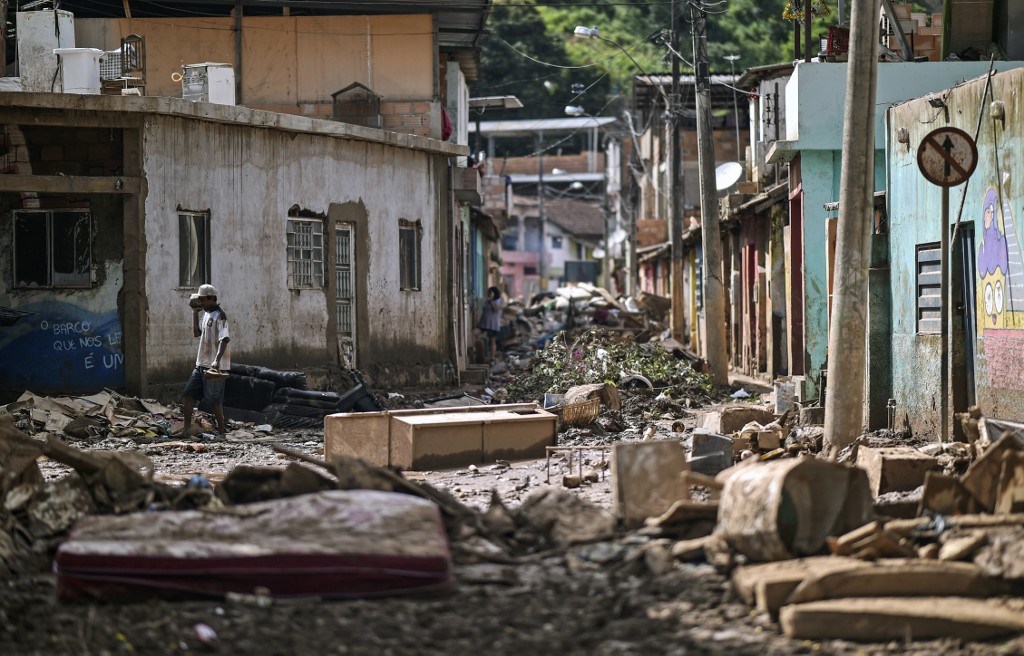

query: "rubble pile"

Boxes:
[502, 328, 714, 407]
[511, 284, 655, 344]
[0, 415, 216, 576]
[685, 417, 1024, 641]
[2, 390, 179, 442]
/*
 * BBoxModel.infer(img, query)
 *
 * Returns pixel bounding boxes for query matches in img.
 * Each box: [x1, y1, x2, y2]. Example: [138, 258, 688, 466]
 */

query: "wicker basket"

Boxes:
[559, 398, 601, 427]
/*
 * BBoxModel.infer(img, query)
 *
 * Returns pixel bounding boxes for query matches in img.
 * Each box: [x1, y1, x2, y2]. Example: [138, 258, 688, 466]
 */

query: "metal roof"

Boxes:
[507, 172, 605, 185]
[469, 116, 618, 137]
[735, 62, 796, 89]
[632, 73, 744, 113]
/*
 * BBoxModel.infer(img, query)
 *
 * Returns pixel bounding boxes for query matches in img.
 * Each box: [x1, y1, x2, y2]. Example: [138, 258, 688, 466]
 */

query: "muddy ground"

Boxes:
[3, 388, 1024, 655]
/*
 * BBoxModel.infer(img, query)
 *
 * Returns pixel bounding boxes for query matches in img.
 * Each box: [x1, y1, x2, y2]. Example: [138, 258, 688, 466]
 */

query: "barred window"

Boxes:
[287, 218, 324, 289]
[399, 219, 422, 291]
[13, 210, 91, 288]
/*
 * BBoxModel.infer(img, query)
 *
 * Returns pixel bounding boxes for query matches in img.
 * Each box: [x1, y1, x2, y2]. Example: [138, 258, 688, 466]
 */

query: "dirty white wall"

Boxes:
[141, 113, 445, 383]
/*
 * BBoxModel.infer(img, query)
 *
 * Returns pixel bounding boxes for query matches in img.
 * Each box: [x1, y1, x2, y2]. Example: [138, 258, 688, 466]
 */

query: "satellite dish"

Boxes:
[715, 161, 743, 192]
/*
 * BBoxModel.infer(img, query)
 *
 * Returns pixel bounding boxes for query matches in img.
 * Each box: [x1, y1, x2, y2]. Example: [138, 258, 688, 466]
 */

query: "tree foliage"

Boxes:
[472, 0, 843, 122]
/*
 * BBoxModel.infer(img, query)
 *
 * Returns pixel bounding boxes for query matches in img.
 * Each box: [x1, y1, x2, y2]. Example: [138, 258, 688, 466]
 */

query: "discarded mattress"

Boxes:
[54, 490, 453, 601]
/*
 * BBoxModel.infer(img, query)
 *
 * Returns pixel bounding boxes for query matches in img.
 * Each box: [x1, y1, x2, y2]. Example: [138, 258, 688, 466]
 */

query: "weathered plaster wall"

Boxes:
[142, 114, 449, 385]
[76, 14, 434, 104]
[0, 125, 127, 395]
[887, 67, 1024, 436]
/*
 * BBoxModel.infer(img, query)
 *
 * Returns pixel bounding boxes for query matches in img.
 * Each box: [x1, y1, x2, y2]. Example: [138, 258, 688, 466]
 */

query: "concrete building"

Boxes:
[501, 195, 604, 300]
[886, 66, 1024, 438]
[0, 94, 467, 396]
[0, 1, 490, 397]
[766, 60, 1024, 403]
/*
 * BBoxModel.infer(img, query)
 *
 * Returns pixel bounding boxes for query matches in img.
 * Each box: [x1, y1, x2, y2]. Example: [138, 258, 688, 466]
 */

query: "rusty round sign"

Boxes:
[916, 126, 978, 187]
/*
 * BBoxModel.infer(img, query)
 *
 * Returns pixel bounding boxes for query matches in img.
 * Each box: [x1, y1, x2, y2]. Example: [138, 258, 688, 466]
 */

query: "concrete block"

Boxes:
[612, 440, 689, 528]
[856, 446, 938, 496]
[757, 430, 781, 450]
[687, 452, 732, 477]
[700, 406, 776, 435]
[688, 430, 734, 475]
[692, 428, 733, 457]
[800, 406, 825, 426]
[324, 411, 390, 467]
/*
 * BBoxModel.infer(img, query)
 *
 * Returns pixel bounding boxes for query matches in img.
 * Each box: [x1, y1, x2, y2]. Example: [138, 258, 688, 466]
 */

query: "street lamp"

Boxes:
[724, 54, 742, 162]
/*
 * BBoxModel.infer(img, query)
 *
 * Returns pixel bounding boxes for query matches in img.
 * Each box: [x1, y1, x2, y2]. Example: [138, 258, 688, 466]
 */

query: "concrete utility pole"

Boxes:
[690, 0, 729, 387]
[823, 0, 882, 457]
[670, 0, 685, 341]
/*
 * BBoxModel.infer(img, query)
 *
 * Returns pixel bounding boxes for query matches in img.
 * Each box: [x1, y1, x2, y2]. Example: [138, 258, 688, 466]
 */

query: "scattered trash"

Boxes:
[730, 389, 751, 399]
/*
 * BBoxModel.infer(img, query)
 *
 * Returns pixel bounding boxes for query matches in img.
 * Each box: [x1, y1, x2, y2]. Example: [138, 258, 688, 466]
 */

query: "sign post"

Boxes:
[917, 126, 978, 442]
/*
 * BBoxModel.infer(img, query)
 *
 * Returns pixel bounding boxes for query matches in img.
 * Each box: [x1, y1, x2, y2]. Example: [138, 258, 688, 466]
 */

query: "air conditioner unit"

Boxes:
[181, 63, 234, 105]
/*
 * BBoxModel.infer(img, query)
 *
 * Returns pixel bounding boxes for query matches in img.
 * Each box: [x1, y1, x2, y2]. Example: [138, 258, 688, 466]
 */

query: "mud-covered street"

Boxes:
[2, 360, 1024, 655]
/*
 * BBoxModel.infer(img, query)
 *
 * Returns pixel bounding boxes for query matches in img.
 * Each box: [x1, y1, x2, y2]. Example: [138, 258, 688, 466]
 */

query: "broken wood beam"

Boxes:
[779, 596, 1024, 641]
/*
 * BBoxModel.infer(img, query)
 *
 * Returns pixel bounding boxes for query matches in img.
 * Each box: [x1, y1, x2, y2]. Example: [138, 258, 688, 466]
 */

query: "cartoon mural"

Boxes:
[977, 173, 1024, 331]
[0, 301, 125, 393]
[977, 172, 1024, 390]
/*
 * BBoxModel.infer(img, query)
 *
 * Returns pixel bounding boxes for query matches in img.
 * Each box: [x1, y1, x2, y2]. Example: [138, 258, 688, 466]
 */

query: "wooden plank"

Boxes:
[730, 556, 867, 608]
[0, 175, 140, 195]
[779, 597, 1024, 641]
[786, 560, 1013, 605]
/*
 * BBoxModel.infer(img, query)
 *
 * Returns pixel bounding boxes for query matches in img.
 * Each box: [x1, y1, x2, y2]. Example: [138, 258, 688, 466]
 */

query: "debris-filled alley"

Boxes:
[2, 325, 1024, 655]
[3, 0, 1024, 653]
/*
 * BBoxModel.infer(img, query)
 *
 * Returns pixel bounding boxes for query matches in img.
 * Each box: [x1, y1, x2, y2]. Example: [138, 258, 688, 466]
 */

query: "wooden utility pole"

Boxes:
[690, 0, 729, 387]
[670, 0, 685, 341]
[823, 0, 882, 456]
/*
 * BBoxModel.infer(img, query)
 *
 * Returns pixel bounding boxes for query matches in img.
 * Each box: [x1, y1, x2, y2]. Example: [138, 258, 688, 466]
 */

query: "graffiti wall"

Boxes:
[976, 172, 1024, 391]
[0, 300, 125, 393]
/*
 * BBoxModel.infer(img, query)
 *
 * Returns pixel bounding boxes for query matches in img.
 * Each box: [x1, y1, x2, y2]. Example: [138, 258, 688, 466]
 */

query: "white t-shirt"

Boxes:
[196, 309, 231, 369]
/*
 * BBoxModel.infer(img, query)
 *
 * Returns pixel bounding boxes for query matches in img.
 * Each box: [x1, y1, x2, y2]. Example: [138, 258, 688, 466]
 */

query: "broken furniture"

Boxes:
[324, 403, 557, 470]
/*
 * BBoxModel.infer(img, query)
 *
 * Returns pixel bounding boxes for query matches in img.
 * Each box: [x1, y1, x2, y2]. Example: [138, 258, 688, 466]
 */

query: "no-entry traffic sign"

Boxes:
[917, 126, 978, 187]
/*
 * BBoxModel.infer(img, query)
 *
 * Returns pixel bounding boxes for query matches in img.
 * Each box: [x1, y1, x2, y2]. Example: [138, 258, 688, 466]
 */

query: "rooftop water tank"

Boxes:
[53, 48, 103, 94]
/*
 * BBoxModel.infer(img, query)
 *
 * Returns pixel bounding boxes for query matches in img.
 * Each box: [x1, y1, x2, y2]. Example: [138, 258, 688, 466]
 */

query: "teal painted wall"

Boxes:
[799, 150, 885, 398]
[784, 61, 1024, 401]
[887, 67, 1024, 438]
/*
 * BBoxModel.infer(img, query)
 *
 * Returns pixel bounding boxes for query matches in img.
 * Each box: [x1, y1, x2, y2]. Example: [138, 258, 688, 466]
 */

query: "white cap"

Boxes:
[198, 284, 218, 297]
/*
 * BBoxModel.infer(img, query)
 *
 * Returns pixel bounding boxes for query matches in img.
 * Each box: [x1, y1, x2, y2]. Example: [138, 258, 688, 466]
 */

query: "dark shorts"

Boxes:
[482, 329, 498, 339]
[183, 367, 226, 405]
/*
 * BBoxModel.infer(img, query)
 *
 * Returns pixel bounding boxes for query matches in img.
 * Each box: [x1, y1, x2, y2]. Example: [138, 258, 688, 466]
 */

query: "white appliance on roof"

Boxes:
[181, 63, 235, 105]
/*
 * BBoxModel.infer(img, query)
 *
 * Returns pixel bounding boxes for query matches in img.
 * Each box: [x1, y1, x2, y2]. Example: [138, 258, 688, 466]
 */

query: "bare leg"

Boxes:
[180, 396, 194, 437]
[213, 403, 227, 435]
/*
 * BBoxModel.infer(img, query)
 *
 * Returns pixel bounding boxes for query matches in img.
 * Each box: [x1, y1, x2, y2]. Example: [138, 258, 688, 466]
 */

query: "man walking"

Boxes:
[175, 283, 231, 438]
